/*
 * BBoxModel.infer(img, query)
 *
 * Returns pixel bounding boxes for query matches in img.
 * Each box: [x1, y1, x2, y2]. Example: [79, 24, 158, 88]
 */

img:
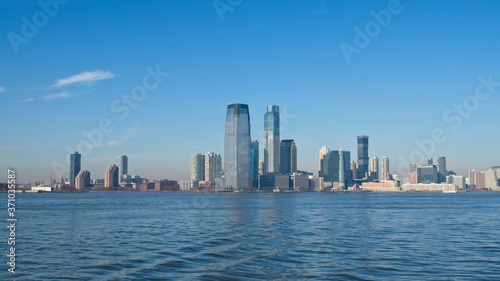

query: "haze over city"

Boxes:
[2, 0, 500, 183]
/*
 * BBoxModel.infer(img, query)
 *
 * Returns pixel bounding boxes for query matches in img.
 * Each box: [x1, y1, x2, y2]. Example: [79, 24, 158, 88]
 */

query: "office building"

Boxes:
[250, 140, 259, 188]
[264, 105, 280, 173]
[380, 156, 390, 181]
[224, 103, 251, 190]
[205, 152, 222, 183]
[357, 135, 369, 179]
[416, 165, 438, 184]
[279, 139, 297, 174]
[190, 153, 205, 182]
[434, 157, 446, 183]
[319, 149, 352, 188]
[69, 151, 81, 187]
[75, 170, 90, 190]
[319, 146, 330, 172]
[104, 164, 119, 189]
[119, 155, 128, 182]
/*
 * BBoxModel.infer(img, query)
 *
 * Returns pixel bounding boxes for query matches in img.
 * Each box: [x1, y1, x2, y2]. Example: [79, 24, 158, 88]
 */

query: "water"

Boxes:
[2, 192, 500, 280]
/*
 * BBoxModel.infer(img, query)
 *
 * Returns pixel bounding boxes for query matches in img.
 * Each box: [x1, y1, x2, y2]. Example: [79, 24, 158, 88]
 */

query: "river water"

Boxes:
[2, 192, 500, 280]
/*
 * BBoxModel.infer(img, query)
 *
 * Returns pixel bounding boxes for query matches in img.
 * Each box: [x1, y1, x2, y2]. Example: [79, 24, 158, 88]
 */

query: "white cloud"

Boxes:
[18, 97, 35, 103]
[51, 70, 115, 87]
[44, 91, 74, 101]
[108, 140, 118, 147]
[0, 86, 6, 93]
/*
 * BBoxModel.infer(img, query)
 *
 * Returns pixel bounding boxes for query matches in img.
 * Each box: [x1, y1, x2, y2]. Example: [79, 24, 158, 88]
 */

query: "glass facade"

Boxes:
[357, 135, 369, 179]
[70, 151, 81, 187]
[224, 104, 251, 189]
[264, 105, 280, 173]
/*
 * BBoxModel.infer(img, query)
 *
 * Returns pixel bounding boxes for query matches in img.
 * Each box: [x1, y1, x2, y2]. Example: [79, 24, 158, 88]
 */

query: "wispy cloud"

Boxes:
[44, 91, 74, 101]
[18, 97, 35, 103]
[51, 70, 115, 87]
[0, 86, 6, 93]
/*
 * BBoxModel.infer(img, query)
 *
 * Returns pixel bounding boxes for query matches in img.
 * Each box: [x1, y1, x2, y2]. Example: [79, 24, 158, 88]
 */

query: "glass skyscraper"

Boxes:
[357, 135, 369, 180]
[279, 139, 297, 174]
[119, 155, 128, 182]
[264, 105, 280, 173]
[250, 140, 259, 188]
[224, 103, 251, 190]
[70, 151, 81, 187]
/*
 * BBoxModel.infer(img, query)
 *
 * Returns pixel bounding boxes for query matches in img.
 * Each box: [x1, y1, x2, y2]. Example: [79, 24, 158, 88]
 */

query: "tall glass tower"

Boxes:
[70, 151, 81, 187]
[264, 105, 280, 173]
[357, 135, 369, 180]
[119, 155, 128, 182]
[224, 104, 251, 190]
[250, 140, 259, 189]
[279, 139, 297, 174]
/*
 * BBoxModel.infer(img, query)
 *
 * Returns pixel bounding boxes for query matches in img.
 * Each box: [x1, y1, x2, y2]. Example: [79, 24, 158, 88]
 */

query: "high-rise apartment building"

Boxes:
[190, 153, 205, 182]
[264, 105, 280, 173]
[279, 139, 297, 174]
[370, 156, 379, 181]
[75, 170, 90, 190]
[205, 152, 222, 182]
[380, 156, 390, 181]
[357, 135, 369, 179]
[70, 151, 81, 187]
[104, 164, 119, 189]
[224, 103, 251, 190]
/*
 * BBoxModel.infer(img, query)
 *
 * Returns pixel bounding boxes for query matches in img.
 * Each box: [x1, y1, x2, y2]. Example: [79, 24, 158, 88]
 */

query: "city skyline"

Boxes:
[2, 1, 500, 183]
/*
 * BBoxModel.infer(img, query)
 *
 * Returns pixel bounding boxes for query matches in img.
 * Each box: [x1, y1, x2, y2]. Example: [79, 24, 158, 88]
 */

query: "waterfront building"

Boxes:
[416, 165, 438, 184]
[190, 153, 205, 182]
[264, 105, 280, 173]
[250, 140, 259, 188]
[70, 151, 81, 187]
[357, 135, 369, 179]
[279, 139, 297, 174]
[104, 164, 119, 189]
[380, 156, 390, 181]
[119, 155, 128, 182]
[370, 156, 379, 181]
[224, 103, 251, 190]
[205, 152, 222, 183]
[75, 170, 90, 190]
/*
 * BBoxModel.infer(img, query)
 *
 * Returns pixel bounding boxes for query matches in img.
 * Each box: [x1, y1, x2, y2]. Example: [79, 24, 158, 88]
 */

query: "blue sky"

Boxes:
[1, 0, 500, 183]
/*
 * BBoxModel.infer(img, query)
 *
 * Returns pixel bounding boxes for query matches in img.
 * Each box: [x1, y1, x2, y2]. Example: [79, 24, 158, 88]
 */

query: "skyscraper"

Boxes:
[250, 140, 259, 188]
[339, 146, 345, 189]
[205, 152, 222, 182]
[380, 156, 390, 181]
[319, 149, 352, 187]
[264, 105, 280, 173]
[435, 157, 446, 183]
[319, 146, 330, 172]
[119, 155, 128, 182]
[357, 135, 369, 179]
[104, 164, 119, 189]
[370, 156, 379, 181]
[75, 170, 90, 190]
[279, 139, 297, 174]
[190, 153, 205, 182]
[70, 151, 81, 187]
[224, 103, 251, 190]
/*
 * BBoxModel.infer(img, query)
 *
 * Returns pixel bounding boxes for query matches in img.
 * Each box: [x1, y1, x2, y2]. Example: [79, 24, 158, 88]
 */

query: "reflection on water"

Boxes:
[2, 192, 500, 280]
